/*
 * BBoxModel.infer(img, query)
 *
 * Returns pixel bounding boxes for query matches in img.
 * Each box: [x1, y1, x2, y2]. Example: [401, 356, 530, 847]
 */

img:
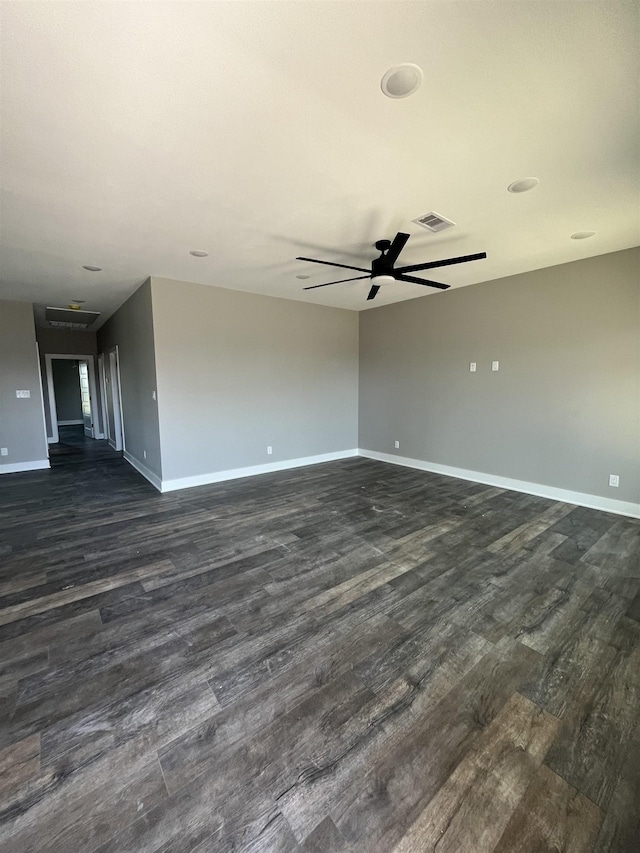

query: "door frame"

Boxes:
[104, 346, 125, 452]
[98, 353, 109, 445]
[45, 353, 102, 444]
[35, 343, 50, 459]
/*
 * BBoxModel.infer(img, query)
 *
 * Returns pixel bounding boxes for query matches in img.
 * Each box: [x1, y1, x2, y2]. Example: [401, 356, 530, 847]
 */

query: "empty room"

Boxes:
[0, 2, 639, 852]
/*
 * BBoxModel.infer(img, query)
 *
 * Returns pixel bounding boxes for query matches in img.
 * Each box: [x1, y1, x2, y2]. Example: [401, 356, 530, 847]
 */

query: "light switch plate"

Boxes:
[492, 361, 499, 372]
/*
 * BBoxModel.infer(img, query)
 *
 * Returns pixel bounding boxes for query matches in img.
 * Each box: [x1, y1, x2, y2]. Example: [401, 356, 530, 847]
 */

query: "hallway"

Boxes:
[48, 425, 122, 467]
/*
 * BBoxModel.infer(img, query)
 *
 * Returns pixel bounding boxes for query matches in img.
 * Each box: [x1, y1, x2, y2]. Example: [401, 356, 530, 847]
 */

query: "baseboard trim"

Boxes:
[123, 451, 163, 492]
[160, 449, 360, 493]
[123, 445, 639, 518]
[57, 419, 83, 426]
[357, 449, 640, 519]
[0, 459, 50, 475]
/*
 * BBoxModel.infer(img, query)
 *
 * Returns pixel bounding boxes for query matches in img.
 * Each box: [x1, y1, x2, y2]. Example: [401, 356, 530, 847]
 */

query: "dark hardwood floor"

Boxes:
[0, 444, 638, 852]
[49, 424, 122, 466]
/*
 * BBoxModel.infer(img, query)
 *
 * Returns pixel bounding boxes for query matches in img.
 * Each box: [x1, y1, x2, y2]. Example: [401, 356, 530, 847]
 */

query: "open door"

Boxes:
[78, 360, 93, 437]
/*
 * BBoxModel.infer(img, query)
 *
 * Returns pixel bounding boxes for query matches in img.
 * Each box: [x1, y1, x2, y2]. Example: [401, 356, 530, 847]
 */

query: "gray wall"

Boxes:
[151, 277, 359, 482]
[0, 300, 49, 467]
[36, 327, 99, 436]
[36, 327, 98, 356]
[359, 248, 640, 504]
[98, 279, 162, 478]
[51, 359, 82, 422]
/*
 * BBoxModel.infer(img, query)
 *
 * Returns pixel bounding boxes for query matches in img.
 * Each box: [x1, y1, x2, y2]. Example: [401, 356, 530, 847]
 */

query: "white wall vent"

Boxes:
[45, 307, 100, 328]
[412, 211, 456, 232]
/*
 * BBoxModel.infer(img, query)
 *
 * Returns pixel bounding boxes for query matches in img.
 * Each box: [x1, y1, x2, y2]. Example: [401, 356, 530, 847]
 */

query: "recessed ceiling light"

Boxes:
[296, 274, 310, 280]
[82, 265, 102, 272]
[507, 177, 539, 194]
[571, 231, 596, 240]
[381, 64, 423, 99]
[189, 250, 209, 257]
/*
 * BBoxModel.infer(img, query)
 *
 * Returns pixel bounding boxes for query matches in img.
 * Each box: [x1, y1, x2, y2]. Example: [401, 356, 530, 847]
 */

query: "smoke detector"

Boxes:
[412, 211, 456, 233]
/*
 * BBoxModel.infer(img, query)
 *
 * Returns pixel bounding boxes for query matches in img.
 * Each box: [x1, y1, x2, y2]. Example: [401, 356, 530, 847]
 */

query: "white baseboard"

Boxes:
[123, 445, 640, 519]
[358, 449, 640, 520]
[0, 459, 50, 475]
[57, 419, 83, 426]
[123, 451, 163, 492]
[160, 449, 360, 493]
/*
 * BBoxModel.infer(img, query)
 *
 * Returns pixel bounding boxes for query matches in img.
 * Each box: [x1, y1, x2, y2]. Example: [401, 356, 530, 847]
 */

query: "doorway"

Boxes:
[44, 354, 102, 444]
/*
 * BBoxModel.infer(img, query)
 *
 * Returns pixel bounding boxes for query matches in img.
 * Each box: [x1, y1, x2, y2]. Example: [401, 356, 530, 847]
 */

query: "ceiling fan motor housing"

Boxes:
[371, 247, 395, 278]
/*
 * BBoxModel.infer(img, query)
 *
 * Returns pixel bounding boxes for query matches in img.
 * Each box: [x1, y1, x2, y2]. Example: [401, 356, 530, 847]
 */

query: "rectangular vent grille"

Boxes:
[45, 307, 100, 329]
[412, 211, 456, 232]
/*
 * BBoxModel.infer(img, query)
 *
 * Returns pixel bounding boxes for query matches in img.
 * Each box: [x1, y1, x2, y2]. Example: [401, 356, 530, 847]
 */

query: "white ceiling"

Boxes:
[1, 1, 638, 327]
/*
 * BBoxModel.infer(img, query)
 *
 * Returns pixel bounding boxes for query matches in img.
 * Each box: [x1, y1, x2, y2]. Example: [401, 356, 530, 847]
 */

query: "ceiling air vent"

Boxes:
[412, 211, 456, 233]
[45, 307, 100, 329]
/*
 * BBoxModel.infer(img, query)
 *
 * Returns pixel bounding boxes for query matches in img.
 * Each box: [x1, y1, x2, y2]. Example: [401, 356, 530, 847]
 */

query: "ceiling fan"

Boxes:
[297, 232, 486, 301]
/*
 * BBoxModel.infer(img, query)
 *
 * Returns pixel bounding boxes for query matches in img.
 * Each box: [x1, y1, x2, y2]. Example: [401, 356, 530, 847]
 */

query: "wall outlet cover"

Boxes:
[609, 474, 619, 487]
[469, 362, 477, 372]
[0, 448, 8, 456]
[16, 390, 31, 398]
[492, 361, 499, 371]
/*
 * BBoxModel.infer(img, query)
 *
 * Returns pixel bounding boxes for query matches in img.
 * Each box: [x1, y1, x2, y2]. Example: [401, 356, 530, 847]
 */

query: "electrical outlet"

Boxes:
[152, 390, 156, 401]
[469, 362, 476, 372]
[16, 390, 30, 398]
[492, 361, 499, 372]
[394, 440, 400, 449]
[267, 446, 272, 455]
[609, 474, 619, 488]
[0, 448, 8, 456]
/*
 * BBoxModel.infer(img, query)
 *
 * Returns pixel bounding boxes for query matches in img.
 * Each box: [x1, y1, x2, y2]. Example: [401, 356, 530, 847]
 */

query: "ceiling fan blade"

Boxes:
[367, 284, 380, 301]
[396, 273, 450, 290]
[396, 252, 487, 274]
[296, 257, 370, 274]
[304, 275, 371, 290]
[385, 232, 410, 265]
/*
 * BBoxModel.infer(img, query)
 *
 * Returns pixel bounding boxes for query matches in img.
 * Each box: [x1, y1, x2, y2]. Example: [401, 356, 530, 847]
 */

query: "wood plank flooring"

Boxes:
[0, 443, 639, 852]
